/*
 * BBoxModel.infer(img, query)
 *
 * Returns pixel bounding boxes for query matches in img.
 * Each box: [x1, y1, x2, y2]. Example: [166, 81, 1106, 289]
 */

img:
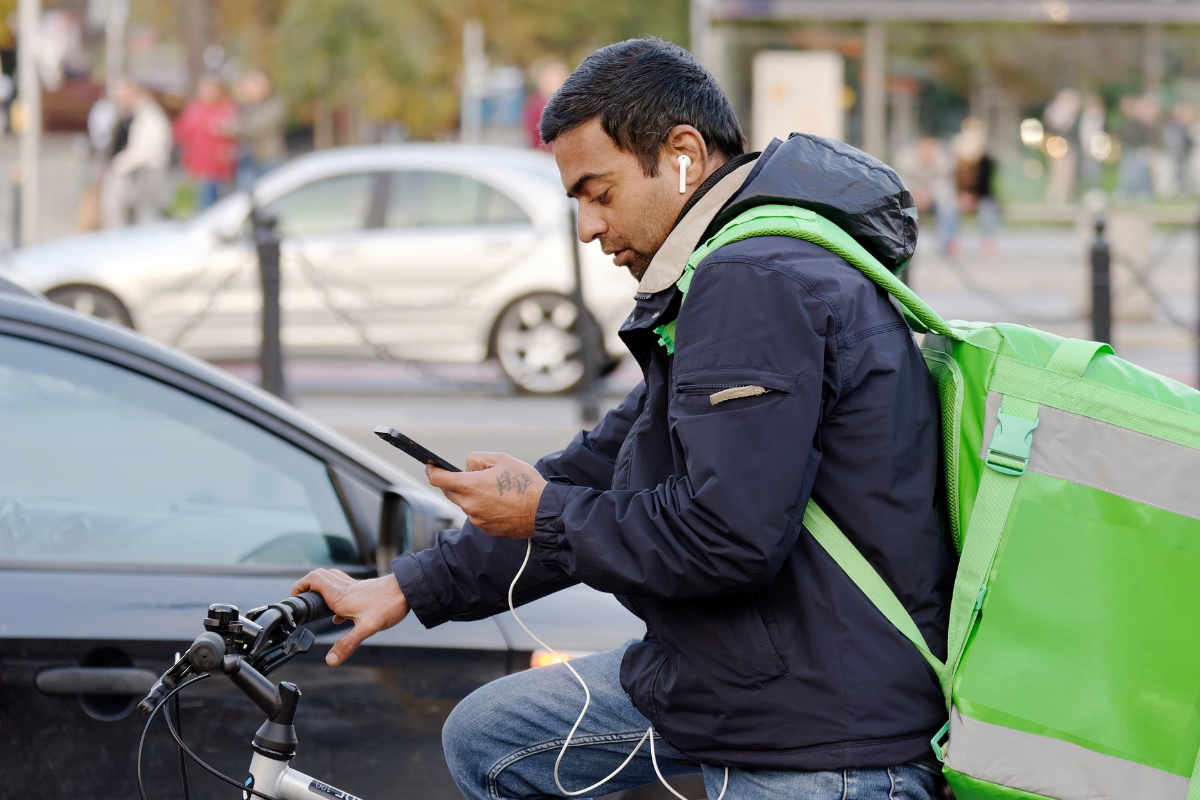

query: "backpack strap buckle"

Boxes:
[985, 411, 1039, 476]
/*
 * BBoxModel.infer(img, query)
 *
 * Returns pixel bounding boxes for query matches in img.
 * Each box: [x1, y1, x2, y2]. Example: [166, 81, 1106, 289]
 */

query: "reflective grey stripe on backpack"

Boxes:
[945, 709, 1188, 800]
[981, 393, 1200, 521]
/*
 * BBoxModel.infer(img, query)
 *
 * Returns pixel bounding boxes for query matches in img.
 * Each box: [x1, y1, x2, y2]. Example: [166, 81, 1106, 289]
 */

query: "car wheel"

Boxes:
[46, 285, 134, 328]
[492, 292, 600, 394]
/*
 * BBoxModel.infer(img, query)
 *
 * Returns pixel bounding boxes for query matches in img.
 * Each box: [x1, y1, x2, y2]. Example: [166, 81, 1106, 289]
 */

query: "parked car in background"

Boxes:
[0, 144, 637, 393]
[0, 284, 646, 799]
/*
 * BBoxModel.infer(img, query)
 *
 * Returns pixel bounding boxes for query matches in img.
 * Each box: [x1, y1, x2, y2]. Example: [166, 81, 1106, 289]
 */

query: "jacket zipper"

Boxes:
[676, 383, 772, 394]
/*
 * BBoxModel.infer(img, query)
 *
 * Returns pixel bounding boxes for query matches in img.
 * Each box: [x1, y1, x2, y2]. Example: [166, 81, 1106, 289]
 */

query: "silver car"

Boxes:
[0, 144, 637, 393]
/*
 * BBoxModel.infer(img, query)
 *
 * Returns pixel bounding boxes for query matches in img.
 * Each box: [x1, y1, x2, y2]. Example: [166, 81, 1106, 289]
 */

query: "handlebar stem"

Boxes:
[224, 655, 282, 720]
[251, 683, 302, 762]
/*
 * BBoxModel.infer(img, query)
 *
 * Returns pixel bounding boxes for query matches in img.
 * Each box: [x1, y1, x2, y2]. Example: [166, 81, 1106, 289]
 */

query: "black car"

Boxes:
[0, 279, 645, 800]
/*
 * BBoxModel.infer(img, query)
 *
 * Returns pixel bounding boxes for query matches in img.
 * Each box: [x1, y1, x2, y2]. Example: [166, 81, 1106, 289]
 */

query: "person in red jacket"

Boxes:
[173, 74, 237, 210]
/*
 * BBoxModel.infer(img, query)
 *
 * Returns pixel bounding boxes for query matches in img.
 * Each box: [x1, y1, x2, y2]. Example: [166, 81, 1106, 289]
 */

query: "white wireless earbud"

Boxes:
[677, 154, 692, 194]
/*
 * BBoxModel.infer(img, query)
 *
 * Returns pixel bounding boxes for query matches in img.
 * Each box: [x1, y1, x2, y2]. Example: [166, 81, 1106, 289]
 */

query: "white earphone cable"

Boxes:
[507, 539, 727, 799]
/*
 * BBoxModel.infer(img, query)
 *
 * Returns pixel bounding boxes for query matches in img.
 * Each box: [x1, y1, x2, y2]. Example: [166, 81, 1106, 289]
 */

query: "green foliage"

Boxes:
[269, 0, 687, 140]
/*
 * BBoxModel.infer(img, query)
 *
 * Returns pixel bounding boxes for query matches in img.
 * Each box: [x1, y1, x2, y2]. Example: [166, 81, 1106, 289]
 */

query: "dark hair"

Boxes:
[539, 38, 746, 176]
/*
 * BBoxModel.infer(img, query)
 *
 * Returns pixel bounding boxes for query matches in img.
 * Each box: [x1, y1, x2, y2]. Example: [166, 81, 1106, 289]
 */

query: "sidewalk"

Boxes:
[910, 226, 1199, 386]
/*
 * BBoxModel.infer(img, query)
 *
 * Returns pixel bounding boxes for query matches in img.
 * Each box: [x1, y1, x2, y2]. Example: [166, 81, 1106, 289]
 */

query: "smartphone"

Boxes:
[373, 427, 462, 472]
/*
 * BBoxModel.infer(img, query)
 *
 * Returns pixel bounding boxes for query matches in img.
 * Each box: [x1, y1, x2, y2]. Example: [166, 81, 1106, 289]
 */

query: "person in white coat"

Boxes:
[101, 79, 172, 229]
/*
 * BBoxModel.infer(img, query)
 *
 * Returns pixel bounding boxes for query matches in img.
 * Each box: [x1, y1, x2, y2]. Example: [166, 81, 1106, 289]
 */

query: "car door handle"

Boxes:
[35, 666, 158, 696]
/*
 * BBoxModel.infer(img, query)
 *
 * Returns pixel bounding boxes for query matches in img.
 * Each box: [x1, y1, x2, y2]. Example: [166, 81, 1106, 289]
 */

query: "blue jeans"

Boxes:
[442, 641, 941, 799]
[196, 179, 222, 210]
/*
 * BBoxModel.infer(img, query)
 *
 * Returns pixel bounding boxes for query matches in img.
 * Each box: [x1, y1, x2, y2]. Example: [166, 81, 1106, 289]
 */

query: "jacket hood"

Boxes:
[712, 133, 918, 274]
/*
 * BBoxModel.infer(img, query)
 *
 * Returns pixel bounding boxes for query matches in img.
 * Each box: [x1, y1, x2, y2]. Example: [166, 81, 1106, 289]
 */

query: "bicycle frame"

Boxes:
[246, 753, 364, 800]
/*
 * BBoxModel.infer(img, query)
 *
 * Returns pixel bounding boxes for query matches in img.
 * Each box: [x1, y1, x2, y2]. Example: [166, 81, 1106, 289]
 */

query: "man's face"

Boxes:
[553, 119, 686, 282]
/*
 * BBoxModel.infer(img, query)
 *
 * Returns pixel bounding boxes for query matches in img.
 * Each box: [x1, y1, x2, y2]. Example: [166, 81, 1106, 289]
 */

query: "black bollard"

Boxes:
[568, 205, 600, 425]
[252, 205, 286, 399]
[1090, 214, 1112, 347]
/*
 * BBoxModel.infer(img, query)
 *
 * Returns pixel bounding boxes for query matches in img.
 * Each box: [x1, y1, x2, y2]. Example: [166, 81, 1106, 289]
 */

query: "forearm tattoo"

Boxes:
[496, 471, 534, 495]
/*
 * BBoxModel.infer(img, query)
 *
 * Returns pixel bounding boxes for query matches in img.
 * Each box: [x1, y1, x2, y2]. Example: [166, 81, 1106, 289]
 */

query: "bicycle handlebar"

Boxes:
[139, 592, 332, 717]
[281, 591, 333, 626]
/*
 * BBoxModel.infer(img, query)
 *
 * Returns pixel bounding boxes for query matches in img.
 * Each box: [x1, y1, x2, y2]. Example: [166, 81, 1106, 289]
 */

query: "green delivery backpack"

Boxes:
[658, 204, 1200, 800]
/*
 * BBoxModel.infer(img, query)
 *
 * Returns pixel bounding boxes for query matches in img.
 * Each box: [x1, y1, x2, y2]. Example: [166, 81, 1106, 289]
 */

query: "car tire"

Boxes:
[46, 285, 134, 328]
[491, 292, 602, 394]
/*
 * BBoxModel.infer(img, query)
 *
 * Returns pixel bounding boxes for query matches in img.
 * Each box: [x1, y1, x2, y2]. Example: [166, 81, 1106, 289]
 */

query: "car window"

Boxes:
[385, 171, 529, 228]
[264, 173, 376, 237]
[0, 335, 360, 568]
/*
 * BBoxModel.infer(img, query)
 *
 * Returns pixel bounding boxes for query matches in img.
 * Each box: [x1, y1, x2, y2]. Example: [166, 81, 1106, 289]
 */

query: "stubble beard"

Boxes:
[621, 181, 679, 282]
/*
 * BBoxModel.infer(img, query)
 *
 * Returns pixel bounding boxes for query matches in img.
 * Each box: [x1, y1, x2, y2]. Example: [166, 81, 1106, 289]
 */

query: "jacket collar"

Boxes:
[635, 157, 760, 295]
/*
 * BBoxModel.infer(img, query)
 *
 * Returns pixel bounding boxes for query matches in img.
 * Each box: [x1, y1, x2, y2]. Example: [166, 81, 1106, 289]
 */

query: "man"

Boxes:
[296, 38, 951, 800]
[233, 69, 287, 190]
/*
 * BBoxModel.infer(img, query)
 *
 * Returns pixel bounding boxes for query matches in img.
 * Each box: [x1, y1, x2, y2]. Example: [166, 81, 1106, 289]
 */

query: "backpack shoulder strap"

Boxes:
[653, 203, 956, 354]
[652, 203, 950, 681]
[804, 500, 946, 678]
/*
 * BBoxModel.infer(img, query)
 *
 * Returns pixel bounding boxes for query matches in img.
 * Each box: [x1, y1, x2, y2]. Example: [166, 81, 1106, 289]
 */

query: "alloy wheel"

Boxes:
[493, 292, 593, 394]
[46, 286, 134, 328]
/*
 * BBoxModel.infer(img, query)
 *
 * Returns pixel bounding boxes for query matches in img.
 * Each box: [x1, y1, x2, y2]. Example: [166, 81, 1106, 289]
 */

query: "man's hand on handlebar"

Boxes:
[291, 569, 409, 667]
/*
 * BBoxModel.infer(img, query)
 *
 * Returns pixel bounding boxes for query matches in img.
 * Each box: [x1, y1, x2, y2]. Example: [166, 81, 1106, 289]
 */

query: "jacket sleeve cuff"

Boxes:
[392, 552, 451, 629]
[532, 481, 581, 565]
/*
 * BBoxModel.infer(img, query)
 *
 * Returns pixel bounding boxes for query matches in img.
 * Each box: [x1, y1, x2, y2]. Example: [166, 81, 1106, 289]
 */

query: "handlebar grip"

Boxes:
[283, 591, 333, 625]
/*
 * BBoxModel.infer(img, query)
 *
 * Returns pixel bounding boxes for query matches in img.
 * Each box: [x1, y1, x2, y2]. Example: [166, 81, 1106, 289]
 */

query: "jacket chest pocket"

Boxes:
[674, 368, 797, 412]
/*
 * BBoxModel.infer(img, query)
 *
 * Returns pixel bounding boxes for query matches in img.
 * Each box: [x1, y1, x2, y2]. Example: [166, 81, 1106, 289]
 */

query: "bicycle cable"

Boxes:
[506, 539, 729, 800]
[160, 685, 284, 800]
[138, 671, 287, 800]
[171, 685, 192, 800]
[137, 674, 209, 800]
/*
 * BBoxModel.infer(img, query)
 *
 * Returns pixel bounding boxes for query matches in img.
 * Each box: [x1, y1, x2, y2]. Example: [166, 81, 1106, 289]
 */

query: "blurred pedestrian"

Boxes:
[1162, 102, 1193, 198]
[895, 135, 958, 255]
[100, 79, 171, 229]
[77, 95, 118, 231]
[1077, 94, 1106, 192]
[1043, 89, 1081, 205]
[1118, 94, 1157, 202]
[953, 120, 999, 258]
[522, 58, 568, 150]
[173, 74, 238, 210]
[86, 95, 118, 157]
[234, 69, 287, 190]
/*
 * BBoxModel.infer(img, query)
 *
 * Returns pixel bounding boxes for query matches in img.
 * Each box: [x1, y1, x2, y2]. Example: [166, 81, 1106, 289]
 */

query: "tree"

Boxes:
[266, 0, 687, 143]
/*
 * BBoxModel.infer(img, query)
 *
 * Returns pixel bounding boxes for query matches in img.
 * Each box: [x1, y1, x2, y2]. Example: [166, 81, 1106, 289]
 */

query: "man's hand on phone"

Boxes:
[291, 569, 409, 666]
[426, 452, 547, 540]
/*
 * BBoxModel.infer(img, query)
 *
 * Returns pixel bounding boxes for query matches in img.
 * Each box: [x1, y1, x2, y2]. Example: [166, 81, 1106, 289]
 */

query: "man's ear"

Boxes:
[662, 125, 708, 189]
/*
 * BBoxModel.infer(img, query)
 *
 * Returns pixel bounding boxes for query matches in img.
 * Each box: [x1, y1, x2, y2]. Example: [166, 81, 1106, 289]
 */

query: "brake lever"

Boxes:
[245, 603, 299, 660]
[252, 627, 316, 676]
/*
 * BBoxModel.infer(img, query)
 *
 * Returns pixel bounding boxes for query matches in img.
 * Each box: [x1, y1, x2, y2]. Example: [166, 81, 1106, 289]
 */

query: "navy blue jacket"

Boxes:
[394, 135, 953, 771]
